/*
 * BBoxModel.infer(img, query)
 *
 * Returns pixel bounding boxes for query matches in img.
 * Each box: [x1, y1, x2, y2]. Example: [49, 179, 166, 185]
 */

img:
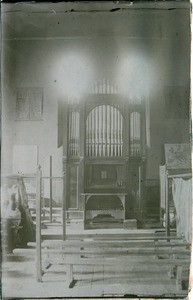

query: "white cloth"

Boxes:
[172, 178, 192, 242]
[5, 207, 21, 220]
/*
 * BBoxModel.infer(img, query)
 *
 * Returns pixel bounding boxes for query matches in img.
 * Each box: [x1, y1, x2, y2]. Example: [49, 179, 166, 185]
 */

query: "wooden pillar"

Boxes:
[62, 100, 68, 240]
[141, 157, 147, 219]
[141, 103, 146, 157]
[36, 165, 42, 282]
[62, 159, 67, 241]
[79, 104, 85, 211]
[165, 171, 170, 237]
[66, 264, 74, 288]
[49, 156, 52, 223]
[138, 165, 141, 210]
[145, 94, 151, 148]
[125, 103, 130, 158]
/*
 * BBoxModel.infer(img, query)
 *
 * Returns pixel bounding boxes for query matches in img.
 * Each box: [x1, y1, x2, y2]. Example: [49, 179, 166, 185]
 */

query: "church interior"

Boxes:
[1, 1, 192, 298]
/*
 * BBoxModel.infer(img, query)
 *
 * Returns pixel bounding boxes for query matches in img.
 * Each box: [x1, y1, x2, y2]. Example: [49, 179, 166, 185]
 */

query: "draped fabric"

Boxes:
[172, 178, 192, 242]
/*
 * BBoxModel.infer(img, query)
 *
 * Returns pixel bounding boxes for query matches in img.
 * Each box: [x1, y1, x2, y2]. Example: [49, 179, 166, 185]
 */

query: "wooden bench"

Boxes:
[25, 237, 191, 290]
[42, 232, 182, 241]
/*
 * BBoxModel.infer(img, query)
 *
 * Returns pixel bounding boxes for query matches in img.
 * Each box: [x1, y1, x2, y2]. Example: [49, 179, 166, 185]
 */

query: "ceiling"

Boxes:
[2, 1, 190, 40]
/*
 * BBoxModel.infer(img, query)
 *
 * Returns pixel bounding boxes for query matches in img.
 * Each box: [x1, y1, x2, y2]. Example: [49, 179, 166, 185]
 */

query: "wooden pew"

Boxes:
[42, 233, 182, 241]
[13, 247, 190, 291]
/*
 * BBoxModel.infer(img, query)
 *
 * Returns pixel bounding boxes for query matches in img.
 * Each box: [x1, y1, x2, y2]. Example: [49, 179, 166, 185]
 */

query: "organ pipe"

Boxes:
[103, 105, 106, 156]
[130, 111, 141, 157]
[68, 111, 80, 157]
[86, 105, 123, 157]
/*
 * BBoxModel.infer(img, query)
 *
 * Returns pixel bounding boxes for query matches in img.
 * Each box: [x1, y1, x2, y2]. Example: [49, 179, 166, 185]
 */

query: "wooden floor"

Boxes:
[2, 221, 190, 298]
[2, 255, 182, 298]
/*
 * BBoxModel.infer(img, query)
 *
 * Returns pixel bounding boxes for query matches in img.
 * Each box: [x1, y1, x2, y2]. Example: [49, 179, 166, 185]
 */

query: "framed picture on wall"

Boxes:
[164, 86, 189, 119]
[16, 87, 43, 120]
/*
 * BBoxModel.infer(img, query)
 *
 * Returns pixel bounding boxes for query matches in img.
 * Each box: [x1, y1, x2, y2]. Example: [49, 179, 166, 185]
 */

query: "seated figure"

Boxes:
[3, 188, 21, 253]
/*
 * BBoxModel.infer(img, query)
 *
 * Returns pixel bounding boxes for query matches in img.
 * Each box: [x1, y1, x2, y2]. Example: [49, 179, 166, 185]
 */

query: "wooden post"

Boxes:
[176, 266, 183, 292]
[66, 264, 74, 287]
[62, 159, 67, 241]
[49, 156, 52, 223]
[36, 165, 42, 282]
[42, 179, 45, 220]
[138, 165, 141, 210]
[79, 104, 85, 213]
[165, 171, 170, 238]
[84, 195, 86, 230]
[125, 104, 129, 158]
[62, 100, 68, 240]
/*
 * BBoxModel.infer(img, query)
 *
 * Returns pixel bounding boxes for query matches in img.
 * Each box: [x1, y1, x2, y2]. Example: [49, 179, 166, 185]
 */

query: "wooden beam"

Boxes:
[168, 173, 192, 179]
[42, 257, 190, 267]
[14, 245, 191, 257]
[28, 240, 191, 249]
[65, 234, 181, 240]
[28, 240, 190, 252]
[42, 248, 190, 256]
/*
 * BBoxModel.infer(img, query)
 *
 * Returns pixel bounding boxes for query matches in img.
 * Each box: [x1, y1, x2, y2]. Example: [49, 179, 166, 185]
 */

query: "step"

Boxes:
[43, 207, 62, 212]
[13, 248, 36, 255]
[67, 210, 84, 219]
[43, 222, 62, 228]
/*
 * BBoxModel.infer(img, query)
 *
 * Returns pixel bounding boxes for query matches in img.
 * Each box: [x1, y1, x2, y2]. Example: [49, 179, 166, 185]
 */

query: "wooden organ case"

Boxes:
[63, 80, 147, 228]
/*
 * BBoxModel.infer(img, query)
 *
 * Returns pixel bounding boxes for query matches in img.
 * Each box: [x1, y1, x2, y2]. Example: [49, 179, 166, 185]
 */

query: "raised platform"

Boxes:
[123, 219, 137, 230]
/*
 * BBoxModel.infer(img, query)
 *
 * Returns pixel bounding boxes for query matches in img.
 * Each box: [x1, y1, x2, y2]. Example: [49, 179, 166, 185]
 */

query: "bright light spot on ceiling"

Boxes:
[117, 52, 155, 100]
[55, 52, 94, 98]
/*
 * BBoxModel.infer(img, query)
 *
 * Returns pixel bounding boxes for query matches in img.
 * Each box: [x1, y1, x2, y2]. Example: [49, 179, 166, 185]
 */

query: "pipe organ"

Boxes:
[86, 105, 123, 157]
[63, 79, 147, 226]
